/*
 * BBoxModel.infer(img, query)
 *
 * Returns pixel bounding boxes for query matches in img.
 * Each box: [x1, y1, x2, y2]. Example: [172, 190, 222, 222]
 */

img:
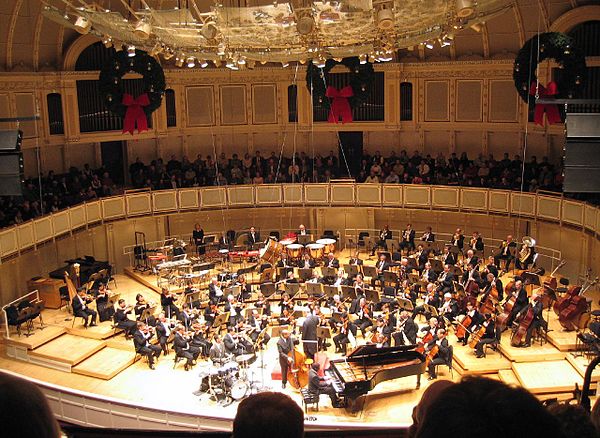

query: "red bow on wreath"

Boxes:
[122, 93, 150, 135]
[530, 81, 561, 126]
[326, 85, 353, 124]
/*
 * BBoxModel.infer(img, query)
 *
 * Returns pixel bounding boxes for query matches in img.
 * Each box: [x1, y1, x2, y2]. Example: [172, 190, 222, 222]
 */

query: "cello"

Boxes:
[468, 324, 488, 349]
[495, 281, 516, 331]
[455, 314, 472, 341]
[287, 346, 309, 389]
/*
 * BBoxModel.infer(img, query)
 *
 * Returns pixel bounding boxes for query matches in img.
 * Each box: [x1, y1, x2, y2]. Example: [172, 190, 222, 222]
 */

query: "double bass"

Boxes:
[495, 281, 516, 331]
[510, 304, 535, 347]
[287, 346, 309, 389]
[556, 278, 599, 331]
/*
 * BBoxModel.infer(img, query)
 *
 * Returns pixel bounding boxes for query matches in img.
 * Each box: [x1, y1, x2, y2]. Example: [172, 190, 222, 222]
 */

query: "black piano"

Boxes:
[326, 344, 426, 409]
[49, 256, 111, 285]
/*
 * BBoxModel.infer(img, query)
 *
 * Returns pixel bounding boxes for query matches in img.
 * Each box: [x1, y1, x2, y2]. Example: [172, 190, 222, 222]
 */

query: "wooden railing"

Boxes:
[0, 184, 598, 260]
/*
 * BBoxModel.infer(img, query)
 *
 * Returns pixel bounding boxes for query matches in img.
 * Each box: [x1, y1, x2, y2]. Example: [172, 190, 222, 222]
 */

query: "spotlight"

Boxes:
[425, 42, 434, 49]
[134, 19, 152, 40]
[378, 50, 393, 62]
[315, 57, 326, 68]
[186, 56, 196, 68]
[237, 56, 246, 65]
[456, 0, 475, 18]
[127, 45, 136, 57]
[199, 59, 209, 68]
[102, 36, 113, 48]
[74, 16, 91, 34]
[226, 59, 239, 70]
[359, 54, 367, 64]
[375, 3, 394, 30]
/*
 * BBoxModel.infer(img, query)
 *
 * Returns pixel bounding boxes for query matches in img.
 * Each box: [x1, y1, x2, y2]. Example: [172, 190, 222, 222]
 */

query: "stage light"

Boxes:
[359, 54, 367, 64]
[199, 59, 209, 68]
[456, 0, 474, 18]
[127, 45, 136, 57]
[102, 36, 113, 48]
[74, 16, 91, 34]
[186, 56, 196, 68]
[134, 20, 152, 39]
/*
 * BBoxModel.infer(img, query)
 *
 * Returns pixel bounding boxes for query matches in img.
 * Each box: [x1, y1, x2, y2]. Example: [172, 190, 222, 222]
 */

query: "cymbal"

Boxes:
[236, 353, 255, 363]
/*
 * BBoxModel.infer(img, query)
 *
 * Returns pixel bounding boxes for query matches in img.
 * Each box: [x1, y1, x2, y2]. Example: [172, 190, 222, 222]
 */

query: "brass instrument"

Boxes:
[519, 236, 536, 263]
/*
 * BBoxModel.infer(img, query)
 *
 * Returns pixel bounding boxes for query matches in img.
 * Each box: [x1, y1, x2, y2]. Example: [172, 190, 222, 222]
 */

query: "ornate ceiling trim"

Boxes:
[550, 5, 600, 33]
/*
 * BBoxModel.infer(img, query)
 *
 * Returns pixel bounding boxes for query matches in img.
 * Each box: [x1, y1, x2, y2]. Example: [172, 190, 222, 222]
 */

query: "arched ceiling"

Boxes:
[0, 0, 597, 71]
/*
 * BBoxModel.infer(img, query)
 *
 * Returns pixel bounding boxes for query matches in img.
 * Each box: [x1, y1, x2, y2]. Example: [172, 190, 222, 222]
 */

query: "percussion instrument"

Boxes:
[230, 379, 249, 400]
[236, 353, 255, 364]
[199, 366, 221, 392]
[306, 243, 325, 259]
[280, 237, 296, 246]
[259, 238, 284, 263]
[286, 243, 304, 259]
[316, 238, 336, 254]
[218, 361, 239, 377]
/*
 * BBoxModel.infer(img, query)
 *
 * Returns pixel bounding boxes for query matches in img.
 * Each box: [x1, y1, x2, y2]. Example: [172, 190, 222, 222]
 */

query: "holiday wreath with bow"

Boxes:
[513, 32, 586, 126]
[99, 48, 166, 135]
[306, 57, 375, 124]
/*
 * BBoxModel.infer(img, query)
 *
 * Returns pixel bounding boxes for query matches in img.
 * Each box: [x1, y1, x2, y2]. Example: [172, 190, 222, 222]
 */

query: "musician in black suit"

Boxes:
[333, 313, 356, 354]
[192, 223, 204, 255]
[208, 278, 224, 305]
[160, 287, 180, 319]
[224, 295, 244, 327]
[308, 362, 343, 407]
[482, 272, 504, 301]
[461, 263, 482, 289]
[421, 262, 438, 283]
[277, 329, 295, 389]
[462, 250, 479, 269]
[484, 255, 500, 278]
[298, 253, 316, 269]
[426, 328, 451, 380]
[414, 244, 429, 271]
[440, 245, 457, 266]
[507, 280, 529, 327]
[400, 223, 416, 252]
[246, 226, 261, 248]
[348, 252, 364, 266]
[223, 325, 245, 356]
[248, 309, 270, 347]
[515, 243, 536, 270]
[392, 310, 418, 346]
[173, 325, 200, 370]
[371, 254, 390, 288]
[324, 253, 340, 269]
[113, 299, 137, 336]
[209, 335, 229, 366]
[178, 303, 196, 329]
[95, 284, 115, 322]
[436, 264, 455, 294]
[421, 226, 435, 242]
[297, 224, 309, 236]
[72, 288, 97, 327]
[301, 311, 320, 360]
[133, 322, 161, 369]
[371, 317, 393, 347]
[412, 284, 441, 320]
[450, 228, 464, 251]
[219, 232, 231, 250]
[517, 294, 546, 347]
[469, 231, 484, 252]
[438, 292, 460, 321]
[155, 312, 174, 355]
[494, 235, 517, 271]
[354, 297, 374, 336]
[371, 225, 392, 255]
[191, 323, 212, 357]
[474, 314, 498, 358]
[458, 301, 483, 345]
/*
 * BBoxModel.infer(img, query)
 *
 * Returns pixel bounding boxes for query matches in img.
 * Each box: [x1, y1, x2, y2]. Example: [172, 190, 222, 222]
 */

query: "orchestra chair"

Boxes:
[5, 305, 32, 337]
[363, 236, 375, 255]
[300, 387, 320, 413]
[433, 345, 454, 379]
[531, 324, 548, 346]
[72, 313, 88, 329]
[59, 286, 71, 312]
[482, 326, 503, 358]
[357, 231, 369, 251]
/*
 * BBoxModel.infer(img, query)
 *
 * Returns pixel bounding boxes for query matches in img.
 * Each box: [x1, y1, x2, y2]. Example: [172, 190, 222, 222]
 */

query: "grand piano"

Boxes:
[326, 344, 426, 410]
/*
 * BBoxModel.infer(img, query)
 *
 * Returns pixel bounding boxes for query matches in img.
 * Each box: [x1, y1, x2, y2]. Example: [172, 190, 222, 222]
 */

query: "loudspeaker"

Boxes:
[563, 139, 600, 193]
[0, 130, 22, 151]
[0, 130, 24, 196]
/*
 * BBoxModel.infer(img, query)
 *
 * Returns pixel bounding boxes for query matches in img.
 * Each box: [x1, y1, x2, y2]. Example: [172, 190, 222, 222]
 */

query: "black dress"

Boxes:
[193, 228, 205, 255]
[96, 292, 115, 322]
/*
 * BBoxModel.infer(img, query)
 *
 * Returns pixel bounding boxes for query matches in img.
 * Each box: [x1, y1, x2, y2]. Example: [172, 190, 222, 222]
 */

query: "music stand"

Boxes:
[297, 235, 311, 245]
[362, 265, 378, 279]
[317, 326, 332, 340]
[450, 265, 463, 277]
[260, 282, 277, 298]
[344, 264, 360, 277]
[396, 297, 414, 311]
[341, 285, 357, 300]
[139, 306, 156, 323]
[293, 309, 306, 319]
[321, 267, 337, 278]
[406, 257, 418, 271]
[522, 272, 541, 286]
[285, 283, 300, 295]
[365, 288, 380, 303]
[224, 285, 241, 297]
[298, 268, 314, 281]
[213, 312, 230, 328]
[424, 304, 439, 317]
[386, 239, 400, 253]
[429, 258, 443, 272]
[383, 271, 398, 285]
[323, 285, 339, 299]
[306, 282, 323, 297]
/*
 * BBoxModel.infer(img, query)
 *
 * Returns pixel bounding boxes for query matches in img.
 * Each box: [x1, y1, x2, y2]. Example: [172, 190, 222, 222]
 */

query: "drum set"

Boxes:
[258, 235, 337, 264]
[197, 353, 258, 405]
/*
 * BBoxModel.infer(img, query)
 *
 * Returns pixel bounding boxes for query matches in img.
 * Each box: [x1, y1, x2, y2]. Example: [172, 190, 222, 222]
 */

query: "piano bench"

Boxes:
[300, 388, 319, 413]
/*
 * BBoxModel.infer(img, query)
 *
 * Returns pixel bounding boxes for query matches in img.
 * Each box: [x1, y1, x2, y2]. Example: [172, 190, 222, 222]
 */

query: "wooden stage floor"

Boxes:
[1, 258, 599, 430]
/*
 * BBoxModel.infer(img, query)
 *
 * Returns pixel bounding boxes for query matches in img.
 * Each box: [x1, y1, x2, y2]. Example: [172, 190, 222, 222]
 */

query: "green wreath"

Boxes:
[513, 32, 586, 103]
[305, 57, 375, 109]
[99, 49, 166, 117]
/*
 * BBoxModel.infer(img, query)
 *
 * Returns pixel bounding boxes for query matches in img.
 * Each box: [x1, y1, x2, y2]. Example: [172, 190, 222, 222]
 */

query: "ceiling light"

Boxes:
[127, 45, 136, 57]
[102, 36, 113, 48]
[375, 2, 394, 30]
[186, 56, 196, 68]
[163, 49, 174, 60]
[134, 20, 152, 39]
[74, 16, 91, 34]
[175, 56, 184, 67]
[237, 56, 246, 65]
[359, 54, 367, 64]
[425, 42, 434, 49]
[199, 59, 209, 68]
[378, 50, 393, 62]
[315, 56, 326, 68]
[226, 59, 239, 70]
[456, 0, 475, 18]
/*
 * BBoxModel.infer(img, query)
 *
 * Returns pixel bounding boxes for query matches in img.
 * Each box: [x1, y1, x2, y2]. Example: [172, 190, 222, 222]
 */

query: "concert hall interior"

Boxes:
[0, 0, 600, 436]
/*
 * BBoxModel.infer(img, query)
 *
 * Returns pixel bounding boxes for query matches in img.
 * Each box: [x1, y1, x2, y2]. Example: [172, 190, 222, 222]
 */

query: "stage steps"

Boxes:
[546, 317, 578, 351]
[566, 353, 600, 382]
[497, 335, 565, 362]
[73, 347, 136, 380]
[511, 360, 582, 394]
[28, 334, 106, 372]
[67, 323, 123, 340]
[452, 343, 512, 375]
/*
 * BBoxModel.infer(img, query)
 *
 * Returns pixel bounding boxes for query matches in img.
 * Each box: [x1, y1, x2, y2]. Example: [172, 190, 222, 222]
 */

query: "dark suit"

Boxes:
[372, 260, 390, 288]
[133, 329, 161, 367]
[96, 293, 115, 322]
[441, 252, 457, 266]
[372, 324, 393, 347]
[299, 258, 316, 269]
[72, 294, 97, 326]
[508, 287, 529, 326]
[421, 232, 435, 242]
[421, 268, 437, 283]
[436, 271, 455, 294]
[208, 283, 224, 305]
[393, 317, 418, 346]
[302, 314, 320, 359]
[451, 234, 465, 250]
[277, 336, 294, 385]
[114, 307, 137, 335]
[427, 337, 450, 378]
[325, 258, 340, 269]
[308, 367, 338, 405]
[173, 332, 200, 367]
[209, 342, 228, 365]
[400, 229, 416, 251]
[155, 320, 174, 353]
[348, 257, 364, 266]
[246, 231, 261, 247]
[495, 241, 517, 270]
[372, 229, 393, 254]
[522, 301, 546, 344]
[475, 320, 498, 356]
[470, 237, 484, 251]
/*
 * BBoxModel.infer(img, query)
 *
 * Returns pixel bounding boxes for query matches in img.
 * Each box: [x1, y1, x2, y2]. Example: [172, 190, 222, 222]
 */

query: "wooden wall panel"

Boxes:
[489, 80, 518, 122]
[220, 85, 247, 125]
[14, 93, 37, 138]
[252, 84, 277, 124]
[186, 86, 214, 126]
[456, 80, 482, 122]
[425, 81, 449, 121]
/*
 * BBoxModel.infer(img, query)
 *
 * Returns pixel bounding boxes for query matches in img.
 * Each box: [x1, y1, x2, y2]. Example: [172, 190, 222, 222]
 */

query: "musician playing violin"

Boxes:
[333, 312, 356, 355]
[440, 245, 457, 266]
[450, 228, 465, 251]
[436, 264, 455, 294]
[354, 297, 374, 337]
[421, 226, 435, 242]
[133, 321, 161, 370]
[248, 309, 271, 347]
[372, 254, 390, 288]
[474, 313, 498, 358]
[371, 317, 393, 347]
[72, 287, 97, 328]
[114, 298, 137, 336]
[173, 325, 201, 371]
[515, 293, 546, 347]
[421, 262, 438, 283]
[462, 249, 479, 268]
[469, 231, 484, 252]
[208, 277, 224, 305]
[412, 283, 441, 320]
[393, 310, 418, 346]
[155, 312, 175, 355]
[426, 328, 450, 380]
[95, 283, 115, 322]
[191, 322, 212, 357]
[225, 294, 244, 326]
[160, 287, 180, 319]
[254, 291, 271, 316]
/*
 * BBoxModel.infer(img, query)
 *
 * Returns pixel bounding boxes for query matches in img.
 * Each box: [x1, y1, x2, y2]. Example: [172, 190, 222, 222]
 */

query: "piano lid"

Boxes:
[345, 344, 418, 360]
